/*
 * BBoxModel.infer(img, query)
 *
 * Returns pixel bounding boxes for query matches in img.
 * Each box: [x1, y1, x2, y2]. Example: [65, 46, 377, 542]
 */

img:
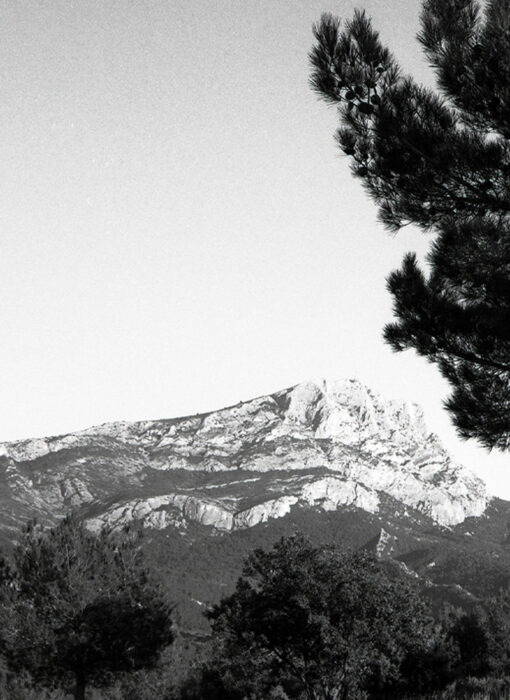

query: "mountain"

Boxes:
[2, 378, 510, 629]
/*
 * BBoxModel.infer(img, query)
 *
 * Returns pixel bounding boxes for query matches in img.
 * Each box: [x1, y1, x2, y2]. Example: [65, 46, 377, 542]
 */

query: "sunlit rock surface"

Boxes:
[0, 379, 488, 537]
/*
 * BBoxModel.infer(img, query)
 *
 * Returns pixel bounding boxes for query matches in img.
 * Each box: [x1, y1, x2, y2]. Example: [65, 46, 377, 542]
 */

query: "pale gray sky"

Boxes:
[1, 0, 509, 494]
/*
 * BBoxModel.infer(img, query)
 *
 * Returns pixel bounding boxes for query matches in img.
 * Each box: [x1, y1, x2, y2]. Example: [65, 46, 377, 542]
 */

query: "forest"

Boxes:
[1, 517, 510, 699]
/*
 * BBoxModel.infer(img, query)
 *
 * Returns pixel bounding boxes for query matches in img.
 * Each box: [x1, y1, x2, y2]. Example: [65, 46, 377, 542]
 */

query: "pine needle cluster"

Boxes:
[311, 0, 510, 450]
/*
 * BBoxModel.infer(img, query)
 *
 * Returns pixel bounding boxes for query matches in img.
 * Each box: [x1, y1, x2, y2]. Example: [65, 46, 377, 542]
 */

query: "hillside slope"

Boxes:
[2, 378, 507, 629]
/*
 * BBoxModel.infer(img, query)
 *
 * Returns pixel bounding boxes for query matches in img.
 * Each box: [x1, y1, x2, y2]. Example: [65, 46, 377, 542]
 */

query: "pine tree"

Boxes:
[310, 0, 510, 450]
[0, 516, 174, 700]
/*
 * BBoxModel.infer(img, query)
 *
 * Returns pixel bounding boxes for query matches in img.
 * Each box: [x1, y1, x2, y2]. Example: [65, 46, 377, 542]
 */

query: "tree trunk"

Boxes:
[73, 672, 86, 700]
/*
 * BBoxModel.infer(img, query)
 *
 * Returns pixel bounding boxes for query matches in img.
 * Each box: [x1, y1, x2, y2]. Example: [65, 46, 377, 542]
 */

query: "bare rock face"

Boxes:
[0, 379, 488, 537]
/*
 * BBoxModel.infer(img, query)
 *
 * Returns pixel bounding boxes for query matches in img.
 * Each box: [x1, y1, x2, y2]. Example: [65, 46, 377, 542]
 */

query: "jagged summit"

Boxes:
[273, 378, 428, 444]
[0, 378, 488, 538]
[0, 378, 433, 458]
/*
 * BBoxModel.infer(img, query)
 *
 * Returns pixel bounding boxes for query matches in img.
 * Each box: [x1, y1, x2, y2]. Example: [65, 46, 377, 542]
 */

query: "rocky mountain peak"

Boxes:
[0, 378, 489, 537]
[273, 379, 429, 446]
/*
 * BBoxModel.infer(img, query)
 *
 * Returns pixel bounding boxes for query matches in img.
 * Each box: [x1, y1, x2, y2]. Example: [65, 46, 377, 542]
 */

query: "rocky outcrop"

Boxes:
[0, 379, 489, 534]
[86, 474, 381, 532]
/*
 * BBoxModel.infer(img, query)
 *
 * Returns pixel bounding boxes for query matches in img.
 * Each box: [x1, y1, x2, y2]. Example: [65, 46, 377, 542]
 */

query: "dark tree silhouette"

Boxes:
[310, 0, 510, 451]
[0, 516, 173, 700]
[203, 534, 434, 699]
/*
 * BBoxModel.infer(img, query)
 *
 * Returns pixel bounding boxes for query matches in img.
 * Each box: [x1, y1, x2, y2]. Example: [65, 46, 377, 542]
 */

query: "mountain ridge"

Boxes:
[0, 378, 488, 537]
[4, 378, 510, 630]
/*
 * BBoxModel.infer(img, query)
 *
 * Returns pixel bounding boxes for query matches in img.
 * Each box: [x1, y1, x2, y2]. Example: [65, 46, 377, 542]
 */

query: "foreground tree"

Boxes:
[200, 534, 434, 699]
[443, 591, 510, 681]
[310, 0, 510, 450]
[0, 516, 173, 700]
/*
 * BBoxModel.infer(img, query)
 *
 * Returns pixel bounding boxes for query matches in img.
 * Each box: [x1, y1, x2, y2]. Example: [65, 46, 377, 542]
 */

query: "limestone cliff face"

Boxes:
[0, 379, 488, 536]
[87, 477, 379, 533]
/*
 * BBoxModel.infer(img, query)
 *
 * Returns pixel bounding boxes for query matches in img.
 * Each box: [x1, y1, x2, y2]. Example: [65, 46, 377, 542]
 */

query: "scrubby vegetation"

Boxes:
[176, 536, 510, 699]
[2, 521, 510, 698]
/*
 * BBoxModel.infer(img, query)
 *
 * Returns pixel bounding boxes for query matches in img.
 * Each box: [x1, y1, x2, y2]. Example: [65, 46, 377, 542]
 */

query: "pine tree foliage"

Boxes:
[0, 516, 173, 700]
[310, 1, 510, 450]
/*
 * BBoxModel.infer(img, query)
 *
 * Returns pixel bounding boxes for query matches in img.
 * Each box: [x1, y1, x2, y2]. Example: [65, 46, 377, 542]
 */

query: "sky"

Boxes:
[1, 0, 509, 495]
